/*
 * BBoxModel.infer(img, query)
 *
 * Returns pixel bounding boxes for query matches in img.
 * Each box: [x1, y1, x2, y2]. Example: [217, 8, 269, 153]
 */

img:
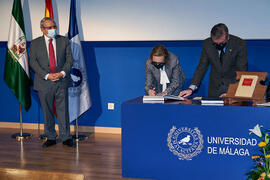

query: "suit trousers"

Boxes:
[38, 82, 71, 141]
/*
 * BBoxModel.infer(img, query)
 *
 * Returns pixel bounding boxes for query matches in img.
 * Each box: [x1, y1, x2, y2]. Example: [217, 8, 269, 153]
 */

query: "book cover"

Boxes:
[235, 75, 258, 97]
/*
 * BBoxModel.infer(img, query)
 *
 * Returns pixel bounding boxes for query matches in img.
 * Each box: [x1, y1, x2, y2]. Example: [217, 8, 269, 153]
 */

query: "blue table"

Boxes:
[121, 97, 270, 180]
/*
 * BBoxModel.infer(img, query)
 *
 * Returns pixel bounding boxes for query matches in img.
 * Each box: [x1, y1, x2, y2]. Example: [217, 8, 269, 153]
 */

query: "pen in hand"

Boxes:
[148, 88, 156, 96]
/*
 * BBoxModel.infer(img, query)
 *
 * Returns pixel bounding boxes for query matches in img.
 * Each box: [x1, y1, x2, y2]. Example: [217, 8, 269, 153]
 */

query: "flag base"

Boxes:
[39, 134, 59, 141]
[11, 133, 32, 141]
[39, 134, 47, 141]
[72, 134, 88, 141]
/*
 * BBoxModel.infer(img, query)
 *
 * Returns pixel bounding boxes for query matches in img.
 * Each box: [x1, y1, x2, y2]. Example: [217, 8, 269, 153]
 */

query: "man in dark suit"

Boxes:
[179, 23, 248, 98]
[29, 17, 74, 148]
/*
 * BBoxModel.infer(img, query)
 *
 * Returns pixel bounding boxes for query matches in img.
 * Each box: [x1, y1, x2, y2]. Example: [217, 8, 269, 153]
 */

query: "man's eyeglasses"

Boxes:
[44, 25, 57, 30]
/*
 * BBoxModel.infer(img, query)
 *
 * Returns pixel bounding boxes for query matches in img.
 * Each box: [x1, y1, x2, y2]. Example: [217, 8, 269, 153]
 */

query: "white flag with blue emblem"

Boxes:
[68, 0, 91, 122]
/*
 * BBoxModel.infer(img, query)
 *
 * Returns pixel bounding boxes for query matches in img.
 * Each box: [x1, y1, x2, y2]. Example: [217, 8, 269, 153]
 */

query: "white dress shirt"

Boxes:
[43, 35, 66, 80]
[160, 65, 170, 92]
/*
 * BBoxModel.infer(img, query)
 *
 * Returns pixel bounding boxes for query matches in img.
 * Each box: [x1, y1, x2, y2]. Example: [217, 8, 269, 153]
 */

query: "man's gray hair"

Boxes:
[210, 23, 229, 40]
[40, 17, 56, 28]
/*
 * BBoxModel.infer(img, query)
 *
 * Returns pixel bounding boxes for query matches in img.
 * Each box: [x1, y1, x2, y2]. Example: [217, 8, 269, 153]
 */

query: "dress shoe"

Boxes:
[42, 140, 56, 148]
[63, 139, 75, 147]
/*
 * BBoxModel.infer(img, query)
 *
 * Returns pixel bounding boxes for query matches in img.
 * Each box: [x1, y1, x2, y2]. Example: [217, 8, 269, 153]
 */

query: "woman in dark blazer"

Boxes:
[145, 44, 185, 96]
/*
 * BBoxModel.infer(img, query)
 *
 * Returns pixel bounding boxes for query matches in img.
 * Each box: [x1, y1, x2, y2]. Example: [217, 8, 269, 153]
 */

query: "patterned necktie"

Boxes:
[49, 38, 57, 73]
[220, 48, 225, 65]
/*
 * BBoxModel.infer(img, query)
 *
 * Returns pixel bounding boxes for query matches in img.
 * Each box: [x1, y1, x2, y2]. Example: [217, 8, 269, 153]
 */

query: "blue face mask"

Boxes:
[47, 29, 57, 38]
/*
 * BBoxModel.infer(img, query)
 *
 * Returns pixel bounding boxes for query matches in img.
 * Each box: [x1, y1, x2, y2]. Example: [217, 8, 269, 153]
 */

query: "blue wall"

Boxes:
[1, 40, 270, 127]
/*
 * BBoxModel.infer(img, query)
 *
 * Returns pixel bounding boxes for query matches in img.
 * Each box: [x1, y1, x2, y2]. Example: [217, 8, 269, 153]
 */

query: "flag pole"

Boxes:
[38, 103, 47, 141]
[20, 104, 22, 136]
[11, 104, 32, 141]
[39, 0, 54, 142]
[69, 0, 91, 141]
[76, 118, 78, 140]
[72, 118, 87, 141]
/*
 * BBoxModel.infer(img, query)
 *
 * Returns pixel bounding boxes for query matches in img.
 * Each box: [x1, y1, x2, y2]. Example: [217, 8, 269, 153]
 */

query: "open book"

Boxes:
[164, 95, 184, 101]
[256, 102, 270, 107]
[143, 95, 184, 102]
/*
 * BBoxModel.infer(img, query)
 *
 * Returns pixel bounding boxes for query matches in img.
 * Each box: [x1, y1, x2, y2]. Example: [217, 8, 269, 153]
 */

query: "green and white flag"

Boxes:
[4, 0, 31, 111]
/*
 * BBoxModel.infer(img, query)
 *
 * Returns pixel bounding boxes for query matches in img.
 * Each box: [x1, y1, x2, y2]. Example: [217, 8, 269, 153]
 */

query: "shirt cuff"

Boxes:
[44, 74, 49, 80]
[61, 71, 66, 78]
[189, 85, 198, 91]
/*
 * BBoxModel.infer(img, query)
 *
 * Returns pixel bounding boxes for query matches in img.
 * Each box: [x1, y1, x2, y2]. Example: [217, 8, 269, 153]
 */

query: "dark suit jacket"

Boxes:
[191, 35, 248, 97]
[29, 35, 74, 91]
[145, 52, 186, 96]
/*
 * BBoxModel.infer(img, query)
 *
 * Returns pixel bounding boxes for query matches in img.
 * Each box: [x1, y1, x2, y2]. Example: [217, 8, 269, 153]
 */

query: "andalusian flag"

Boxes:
[45, 0, 54, 18]
[68, 0, 92, 122]
[4, 0, 31, 111]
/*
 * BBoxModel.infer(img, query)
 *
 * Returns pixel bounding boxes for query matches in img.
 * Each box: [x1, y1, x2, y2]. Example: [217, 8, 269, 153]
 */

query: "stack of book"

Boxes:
[143, 95, 184, 104]
[200, 97, 224, 106]
[143, 96, 164, 104]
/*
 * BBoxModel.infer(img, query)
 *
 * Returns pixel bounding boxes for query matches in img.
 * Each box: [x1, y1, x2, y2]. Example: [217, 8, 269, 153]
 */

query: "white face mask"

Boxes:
[47, 29, 57, 38]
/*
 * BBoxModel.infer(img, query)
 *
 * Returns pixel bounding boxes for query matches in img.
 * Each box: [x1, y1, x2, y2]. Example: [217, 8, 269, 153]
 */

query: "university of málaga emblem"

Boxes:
[167, 126, 203, 160]
[70, 67, 82, 87]
[69, 61, 86, 97]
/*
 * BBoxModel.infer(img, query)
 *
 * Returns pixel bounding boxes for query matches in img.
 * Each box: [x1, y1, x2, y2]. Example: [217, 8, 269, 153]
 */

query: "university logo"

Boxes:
[70, 68, 82, 87]
[167, 126, 203, 160]
[69, 61, 86, 97]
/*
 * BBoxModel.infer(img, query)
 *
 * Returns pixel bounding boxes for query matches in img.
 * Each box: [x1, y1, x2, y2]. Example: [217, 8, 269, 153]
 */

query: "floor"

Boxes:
[0, 128, 143, 180]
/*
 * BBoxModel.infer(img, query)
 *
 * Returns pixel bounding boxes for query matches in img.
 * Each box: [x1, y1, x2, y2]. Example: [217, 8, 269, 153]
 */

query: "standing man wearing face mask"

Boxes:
[29, 17, 74, 148]
[179, 23, 248, 98]
[145, 44, 186, 96]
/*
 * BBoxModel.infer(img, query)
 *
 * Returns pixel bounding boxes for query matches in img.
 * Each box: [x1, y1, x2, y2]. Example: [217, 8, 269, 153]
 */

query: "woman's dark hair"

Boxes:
[149, 44, 169, 64]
